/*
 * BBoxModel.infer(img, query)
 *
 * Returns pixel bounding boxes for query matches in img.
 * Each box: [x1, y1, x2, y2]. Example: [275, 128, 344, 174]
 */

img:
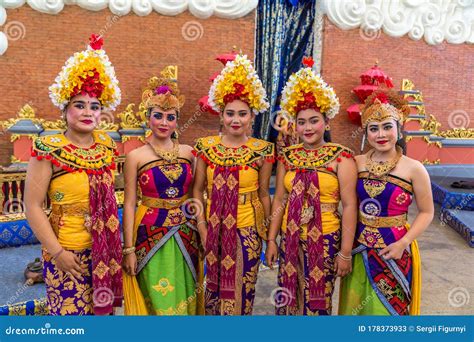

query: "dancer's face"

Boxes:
[366, 118, 399, 152]
[295, 109, 326, 146]
[148, 107, 178, 140]
[221, 99, 254, 137]
[65, 94, 101, 134]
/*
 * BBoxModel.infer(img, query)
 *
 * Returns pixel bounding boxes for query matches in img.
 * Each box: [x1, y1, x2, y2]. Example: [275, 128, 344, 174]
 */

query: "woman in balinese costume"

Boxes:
[192, 54, 274, 315]
[24, 34, 122, 315]
[339, 89, 433, 315]
[122, 76, 202, 315]
[265, 57, 358, 315]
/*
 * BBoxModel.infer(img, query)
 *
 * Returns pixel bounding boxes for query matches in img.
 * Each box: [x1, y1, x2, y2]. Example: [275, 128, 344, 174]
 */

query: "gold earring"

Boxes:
[325, 125, 330, 131]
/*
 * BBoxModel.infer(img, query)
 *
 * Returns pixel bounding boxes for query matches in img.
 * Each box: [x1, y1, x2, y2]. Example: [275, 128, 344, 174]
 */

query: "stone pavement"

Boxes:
[253, 204, 474, 315]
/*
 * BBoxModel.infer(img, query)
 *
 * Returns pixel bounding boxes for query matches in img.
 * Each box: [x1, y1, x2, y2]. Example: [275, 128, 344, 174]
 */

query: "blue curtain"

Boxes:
[254, 0, 316, 140]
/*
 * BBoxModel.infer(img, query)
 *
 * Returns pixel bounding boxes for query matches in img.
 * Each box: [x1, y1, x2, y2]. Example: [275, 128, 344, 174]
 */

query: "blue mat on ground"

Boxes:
[440, 207, 474, 248]
[0, 244, 46, 306]
[431, 177, 474, 211]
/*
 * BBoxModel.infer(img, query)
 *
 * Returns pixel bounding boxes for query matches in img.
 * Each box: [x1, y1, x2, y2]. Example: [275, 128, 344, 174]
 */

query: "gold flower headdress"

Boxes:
[208, 54, 269, 115]
[281, 57, 339, 119]
[49, 34, 121, 111]
[361, 88, 410, 128]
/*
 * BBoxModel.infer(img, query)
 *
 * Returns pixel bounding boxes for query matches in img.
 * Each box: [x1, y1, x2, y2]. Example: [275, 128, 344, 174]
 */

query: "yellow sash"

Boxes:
[123, 205, 149, 315]
[410, 238, 421, 315]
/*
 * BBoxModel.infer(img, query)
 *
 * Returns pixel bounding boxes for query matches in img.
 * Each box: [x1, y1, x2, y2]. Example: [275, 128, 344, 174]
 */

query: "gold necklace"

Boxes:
[148, 139, 179, 162]
[363, 146, 402, 198]
[365, 146, 402, 178]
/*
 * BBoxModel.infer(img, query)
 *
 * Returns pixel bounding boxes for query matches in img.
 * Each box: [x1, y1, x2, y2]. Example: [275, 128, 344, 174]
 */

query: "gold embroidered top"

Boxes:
[193, 136, 275, 169]
[31, 131, 117, 250]
[194, 136, 274, 231]
[280, 143, 354, 172]
[31, 130, 118, 173]
[278, 143, 353, 238]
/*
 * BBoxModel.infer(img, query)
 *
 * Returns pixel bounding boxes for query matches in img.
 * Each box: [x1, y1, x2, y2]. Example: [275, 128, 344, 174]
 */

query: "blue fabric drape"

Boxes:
[254, 0, 316, 140]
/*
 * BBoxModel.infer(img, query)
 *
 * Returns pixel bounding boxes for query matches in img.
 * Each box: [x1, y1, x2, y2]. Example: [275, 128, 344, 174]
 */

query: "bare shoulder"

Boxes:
[400, 155, 424, 171]
[399, 155, 429, 181]
[27, 155, 52, 173]
[179, 144, 194, 159]
[354, 153, 367, 170]
[179, 144, 193, 154]
[125, 145, 150, 163]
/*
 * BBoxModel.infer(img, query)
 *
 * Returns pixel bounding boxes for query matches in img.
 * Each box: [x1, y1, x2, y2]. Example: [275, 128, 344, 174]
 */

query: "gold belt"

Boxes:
[141, 195, 189, 209]
[320, 203, 338, 213]
[238, 191, 260, 205]
[359, 211, 407, 228]
[51, 202, 89, 217]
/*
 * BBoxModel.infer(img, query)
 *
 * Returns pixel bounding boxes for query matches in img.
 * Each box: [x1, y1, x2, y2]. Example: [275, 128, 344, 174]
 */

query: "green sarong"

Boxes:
[137, 236, 197, 315]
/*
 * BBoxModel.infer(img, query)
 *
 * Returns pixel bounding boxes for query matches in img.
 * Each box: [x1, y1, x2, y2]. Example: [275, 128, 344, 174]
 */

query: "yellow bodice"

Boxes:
[205, 166, 260, 228]
[195, 135, 274, 229]
[281, 170, 341, 238]
[279, 142, 354, 239]
[33, 130, 118, 250]
[48, 172, 92, 250]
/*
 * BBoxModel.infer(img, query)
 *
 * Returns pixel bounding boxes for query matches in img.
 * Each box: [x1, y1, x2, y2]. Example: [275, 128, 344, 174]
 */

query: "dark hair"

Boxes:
[396, 121, 406, 154]
[324, 129, 332, 143]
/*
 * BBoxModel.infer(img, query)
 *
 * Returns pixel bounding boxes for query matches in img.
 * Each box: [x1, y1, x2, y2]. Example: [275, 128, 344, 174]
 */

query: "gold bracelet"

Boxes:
[51, 247, 64, 260]
[122, 246, 136, 256]
[197, 220, 207, 226]
[337, 252, 352, 261]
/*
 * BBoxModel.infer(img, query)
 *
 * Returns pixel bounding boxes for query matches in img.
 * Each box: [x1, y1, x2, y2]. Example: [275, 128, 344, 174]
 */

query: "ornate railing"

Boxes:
[0, 156, 125, 223]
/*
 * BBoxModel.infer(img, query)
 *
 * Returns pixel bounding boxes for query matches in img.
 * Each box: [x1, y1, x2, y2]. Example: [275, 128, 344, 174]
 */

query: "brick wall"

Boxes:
[321, 17, 474, 154]
[0, 6, 256, 165]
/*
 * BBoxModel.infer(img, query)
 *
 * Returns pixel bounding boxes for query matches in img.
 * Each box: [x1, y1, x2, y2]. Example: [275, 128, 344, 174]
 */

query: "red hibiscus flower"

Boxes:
[89, 34, 104, 50]
[302, 56, 314, 68]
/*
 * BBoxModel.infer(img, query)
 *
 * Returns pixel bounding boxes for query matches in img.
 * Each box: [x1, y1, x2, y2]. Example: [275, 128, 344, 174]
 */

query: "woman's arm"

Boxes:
[266, 161, 288, 241]
[192, 157, 208, 247]
[334, 156, 358, 276]
[122, 151, 138, 249]
[380, 160, 434, 260]
[184, 145, 196, 199]
[258, 160, 273, 223]
[25, 157, 59, 253]
[25, 157, 86, 281]
[265, 161, 288, 269]
[122, 151, 138, 275]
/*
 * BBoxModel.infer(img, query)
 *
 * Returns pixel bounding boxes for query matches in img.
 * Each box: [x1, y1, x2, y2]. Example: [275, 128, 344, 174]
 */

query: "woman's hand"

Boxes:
[265, 240, 279, 270]
[122, 252, 137, 276]
[55, 250, 87, 283]
[379, 238, 409, 260]
[198, 226, 208, 251]
[334, 254, 352, 277]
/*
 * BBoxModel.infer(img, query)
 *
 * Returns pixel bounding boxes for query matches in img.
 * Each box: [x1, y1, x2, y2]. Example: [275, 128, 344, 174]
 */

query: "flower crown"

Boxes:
[49, 34, 121, 111]
[281, 57, 339, 119]
[208, 54, 269, 115]
[361, 89, 410, 128]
